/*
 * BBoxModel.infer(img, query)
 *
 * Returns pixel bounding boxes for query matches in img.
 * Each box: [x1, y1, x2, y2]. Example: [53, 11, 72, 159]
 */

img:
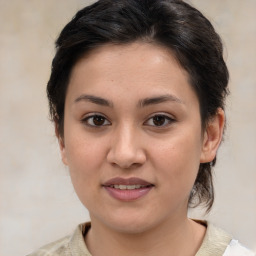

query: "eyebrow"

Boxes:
[74, 94, 183, 108]
[74, 94, 113, 107]
[138, 94, 184, 108]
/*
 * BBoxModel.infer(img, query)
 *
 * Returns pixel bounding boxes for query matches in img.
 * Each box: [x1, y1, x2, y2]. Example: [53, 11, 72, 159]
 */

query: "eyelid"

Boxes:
[80, 112, 175, 128]
[81, 112, 111, 127]
[144, 113, 176, 127]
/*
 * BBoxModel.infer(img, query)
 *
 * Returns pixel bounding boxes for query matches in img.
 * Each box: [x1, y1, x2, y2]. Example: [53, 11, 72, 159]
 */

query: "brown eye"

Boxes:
[152, 115, 166, 126]
[83, 114, 110, 127]
[145, 114, 175, 127]
[92, 115, 105, 126]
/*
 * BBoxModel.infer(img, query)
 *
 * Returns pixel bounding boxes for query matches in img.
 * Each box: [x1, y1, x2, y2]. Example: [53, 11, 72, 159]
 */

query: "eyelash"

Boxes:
[81, 114, 111, 127]
[81, 113, 175, 128]
[144, 114, 175, 127]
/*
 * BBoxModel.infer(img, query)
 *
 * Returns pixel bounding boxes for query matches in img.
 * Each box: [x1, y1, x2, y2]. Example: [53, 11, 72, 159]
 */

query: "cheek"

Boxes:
[149, 132, 202, 190]
[65, 140, 103, 208]
[64, 134, 106, 190]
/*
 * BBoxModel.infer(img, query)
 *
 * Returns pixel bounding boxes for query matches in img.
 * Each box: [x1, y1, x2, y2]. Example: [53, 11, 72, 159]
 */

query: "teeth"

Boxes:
[111, 185, 148, 190]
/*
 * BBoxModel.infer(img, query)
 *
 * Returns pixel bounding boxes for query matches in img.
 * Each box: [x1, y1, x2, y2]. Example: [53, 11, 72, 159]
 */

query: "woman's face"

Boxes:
[60, 42, 215, 233]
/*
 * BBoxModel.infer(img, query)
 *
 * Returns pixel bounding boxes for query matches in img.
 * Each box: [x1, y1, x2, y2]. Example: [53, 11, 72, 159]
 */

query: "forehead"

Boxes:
[67, 42, 198, 108]
[70, 42, 188, 82]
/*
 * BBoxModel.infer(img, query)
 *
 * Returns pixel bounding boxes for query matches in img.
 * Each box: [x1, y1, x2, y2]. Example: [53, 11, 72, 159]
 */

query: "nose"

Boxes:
[106, 124, 146, 169]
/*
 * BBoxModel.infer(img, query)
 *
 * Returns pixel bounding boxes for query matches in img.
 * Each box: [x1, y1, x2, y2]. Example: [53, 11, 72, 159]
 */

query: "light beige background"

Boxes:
[0, 0, 255, 255]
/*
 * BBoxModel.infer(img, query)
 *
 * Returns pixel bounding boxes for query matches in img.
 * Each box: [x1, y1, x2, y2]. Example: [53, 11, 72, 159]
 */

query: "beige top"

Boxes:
[27, 221, 234, 256]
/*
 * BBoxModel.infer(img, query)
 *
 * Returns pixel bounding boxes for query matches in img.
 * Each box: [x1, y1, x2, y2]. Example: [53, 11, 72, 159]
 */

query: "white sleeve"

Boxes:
[223, 239, 255, 256]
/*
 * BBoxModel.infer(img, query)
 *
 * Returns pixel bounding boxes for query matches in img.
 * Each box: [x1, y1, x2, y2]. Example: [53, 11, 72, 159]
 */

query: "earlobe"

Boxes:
[200, 108, 225, 163]
[55, 123, 68, 166]
[58, 137, 68, 166]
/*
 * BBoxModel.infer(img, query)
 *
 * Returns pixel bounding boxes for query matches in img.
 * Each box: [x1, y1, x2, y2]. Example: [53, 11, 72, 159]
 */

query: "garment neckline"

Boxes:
[71, 220, 232, 256]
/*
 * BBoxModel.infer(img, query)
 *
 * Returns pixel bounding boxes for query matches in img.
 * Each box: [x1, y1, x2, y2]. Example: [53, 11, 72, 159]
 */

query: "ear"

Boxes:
[200, 108, 225, 163]
[55, 122, 68, 166]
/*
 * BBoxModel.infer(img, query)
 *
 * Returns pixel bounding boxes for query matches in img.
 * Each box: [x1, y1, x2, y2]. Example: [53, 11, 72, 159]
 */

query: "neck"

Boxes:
[85, 216, 206, 256]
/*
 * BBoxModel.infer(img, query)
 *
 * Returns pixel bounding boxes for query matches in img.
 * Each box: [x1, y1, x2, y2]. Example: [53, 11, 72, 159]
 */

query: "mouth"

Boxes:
[107, 184, 153, 190]
[102, 177, 154, 201]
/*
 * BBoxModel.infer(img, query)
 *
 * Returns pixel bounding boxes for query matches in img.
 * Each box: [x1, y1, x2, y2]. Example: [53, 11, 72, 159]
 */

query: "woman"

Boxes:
[29, 0, 255, 255]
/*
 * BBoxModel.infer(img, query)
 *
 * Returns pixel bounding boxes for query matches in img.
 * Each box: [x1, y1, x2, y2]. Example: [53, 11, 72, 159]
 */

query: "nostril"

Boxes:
[107, 149, 146, 169]
[109, 161, 142, 170]
[106, 132, 146, 168]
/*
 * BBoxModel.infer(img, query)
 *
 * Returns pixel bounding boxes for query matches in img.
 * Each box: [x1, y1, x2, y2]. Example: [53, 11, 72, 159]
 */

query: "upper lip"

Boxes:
[103, 177, 153, 187]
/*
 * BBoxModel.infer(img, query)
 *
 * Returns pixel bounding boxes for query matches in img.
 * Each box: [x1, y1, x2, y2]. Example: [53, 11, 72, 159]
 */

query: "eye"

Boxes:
[145, 114, 175, 127]
[82, 114, 111, 127]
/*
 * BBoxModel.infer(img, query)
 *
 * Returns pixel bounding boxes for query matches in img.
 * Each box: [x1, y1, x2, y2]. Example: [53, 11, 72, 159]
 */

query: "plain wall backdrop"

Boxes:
[0, 0, 255, 255]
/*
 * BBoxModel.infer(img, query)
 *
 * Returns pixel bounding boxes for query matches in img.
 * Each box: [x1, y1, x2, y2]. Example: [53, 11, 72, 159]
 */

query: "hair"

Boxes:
[47, 0, 229, 212]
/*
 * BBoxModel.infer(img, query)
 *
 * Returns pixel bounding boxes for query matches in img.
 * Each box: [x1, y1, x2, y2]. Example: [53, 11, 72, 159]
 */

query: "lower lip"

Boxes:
[103, 186, 153, 201]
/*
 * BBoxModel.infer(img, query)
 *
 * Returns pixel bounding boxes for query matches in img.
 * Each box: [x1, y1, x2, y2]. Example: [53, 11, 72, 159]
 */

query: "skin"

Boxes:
[58, 42, 225, 256]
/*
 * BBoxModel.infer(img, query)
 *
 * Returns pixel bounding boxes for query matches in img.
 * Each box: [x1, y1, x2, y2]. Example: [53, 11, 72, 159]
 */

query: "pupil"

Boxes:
[153, 115, 165, 126]
[93, 115, 105, 125]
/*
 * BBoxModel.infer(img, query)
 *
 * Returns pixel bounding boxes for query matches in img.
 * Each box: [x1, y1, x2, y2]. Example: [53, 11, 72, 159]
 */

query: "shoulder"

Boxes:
[195, 220, 232, 256]
[26, 235, 71, 256]
[223, 239, 255, 256]
[27, 223, 92, 256]
[195, 220, 255, 256]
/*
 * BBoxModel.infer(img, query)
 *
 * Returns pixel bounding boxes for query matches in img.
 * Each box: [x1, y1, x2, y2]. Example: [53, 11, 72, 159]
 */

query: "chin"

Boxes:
[100, 210, 160, 234]
[111, 221, 153, 234]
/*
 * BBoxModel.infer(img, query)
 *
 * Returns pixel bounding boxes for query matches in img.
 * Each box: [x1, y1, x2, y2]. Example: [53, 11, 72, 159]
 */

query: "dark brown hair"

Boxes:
[47, 0, 229, 211]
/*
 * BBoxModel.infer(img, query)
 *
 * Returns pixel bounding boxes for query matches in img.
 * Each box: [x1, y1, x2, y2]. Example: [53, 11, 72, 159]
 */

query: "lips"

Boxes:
[102, 177, 154, 201]
[103, 177, 152, 186]
[108, 184, 150, 190]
